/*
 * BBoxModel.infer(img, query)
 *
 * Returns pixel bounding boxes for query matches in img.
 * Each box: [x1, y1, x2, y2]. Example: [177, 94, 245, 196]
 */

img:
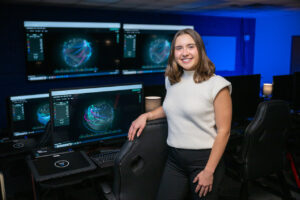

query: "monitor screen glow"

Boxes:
[122, 24, 194, 75]
[50, 84, 143, 149]
[9, 93, 50, 137]
[24, 21, 121, 81]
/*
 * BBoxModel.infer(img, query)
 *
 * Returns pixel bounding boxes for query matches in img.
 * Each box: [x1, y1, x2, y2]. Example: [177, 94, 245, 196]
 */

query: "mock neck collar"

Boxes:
[182, 70, 195, 78]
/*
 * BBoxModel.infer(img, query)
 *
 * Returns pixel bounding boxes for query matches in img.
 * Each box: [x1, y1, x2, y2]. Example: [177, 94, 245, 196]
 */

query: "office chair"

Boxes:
[100, 118, 168, 200]
[286, 114, 300, 189]
[225, 100, 294, 200]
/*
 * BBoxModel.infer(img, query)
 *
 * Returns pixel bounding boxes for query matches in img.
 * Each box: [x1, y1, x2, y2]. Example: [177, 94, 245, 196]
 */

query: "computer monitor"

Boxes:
[122, 24, 194, 75]
[24, 21, 121, 81]
[144, 84, 166, 101]
[8, 93, 50, 137]
[50, 84, 143, 149]
[224, 74, 261, 125]
[292, 72, 300, 111]
[272, 74, 294, 103]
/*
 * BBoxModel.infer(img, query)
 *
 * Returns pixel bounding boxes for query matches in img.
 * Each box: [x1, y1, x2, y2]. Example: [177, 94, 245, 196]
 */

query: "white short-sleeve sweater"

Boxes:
[162, 70, 232, 149]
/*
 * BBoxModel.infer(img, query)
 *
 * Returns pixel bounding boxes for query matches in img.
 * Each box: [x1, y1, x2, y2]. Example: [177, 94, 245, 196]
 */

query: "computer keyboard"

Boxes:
[90, 149, 120, 168]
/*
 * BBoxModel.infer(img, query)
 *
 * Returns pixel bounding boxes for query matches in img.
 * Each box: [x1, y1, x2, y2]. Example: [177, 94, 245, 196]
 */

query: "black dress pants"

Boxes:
[156, 147, 225, 200]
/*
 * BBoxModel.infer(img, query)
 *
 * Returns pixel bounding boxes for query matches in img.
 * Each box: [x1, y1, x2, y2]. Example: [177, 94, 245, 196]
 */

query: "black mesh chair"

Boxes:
[225, 100, 294, 200]
[100, 118, 168, 200]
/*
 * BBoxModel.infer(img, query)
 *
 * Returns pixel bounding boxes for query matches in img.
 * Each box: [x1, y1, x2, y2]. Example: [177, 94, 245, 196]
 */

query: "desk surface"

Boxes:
[38, 167, 112, 189]
[0, 138, 37, 158]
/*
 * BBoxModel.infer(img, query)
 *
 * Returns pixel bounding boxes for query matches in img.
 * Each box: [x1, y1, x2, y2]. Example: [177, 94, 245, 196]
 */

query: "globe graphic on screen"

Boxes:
[83, 103, 114, 132]
[37, 104, 50, 126]
[62, 38, 92, 68]
[149, 39, 171, 64]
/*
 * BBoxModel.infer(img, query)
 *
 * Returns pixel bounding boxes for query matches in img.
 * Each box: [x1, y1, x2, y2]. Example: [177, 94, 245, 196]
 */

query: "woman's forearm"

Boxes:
[145, 106, 166, 121]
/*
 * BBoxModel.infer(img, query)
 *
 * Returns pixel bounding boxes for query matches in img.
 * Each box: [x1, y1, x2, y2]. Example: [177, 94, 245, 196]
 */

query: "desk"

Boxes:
[28, 143, 123, 200]
[0, 138, 36, 158]
[0, 138, 37, 199]
[32, 165, 113, 200]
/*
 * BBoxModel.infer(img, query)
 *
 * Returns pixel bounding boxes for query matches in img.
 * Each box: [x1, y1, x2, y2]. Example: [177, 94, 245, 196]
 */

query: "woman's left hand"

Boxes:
[193, 169, 214, 197]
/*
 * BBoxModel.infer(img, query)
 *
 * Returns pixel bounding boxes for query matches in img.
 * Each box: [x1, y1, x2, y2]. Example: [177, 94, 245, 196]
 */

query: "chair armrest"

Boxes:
[99, 182, 116, 200]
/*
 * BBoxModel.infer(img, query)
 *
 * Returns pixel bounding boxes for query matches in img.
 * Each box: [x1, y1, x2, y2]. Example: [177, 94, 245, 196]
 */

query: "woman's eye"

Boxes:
[175, 46, 182, 50]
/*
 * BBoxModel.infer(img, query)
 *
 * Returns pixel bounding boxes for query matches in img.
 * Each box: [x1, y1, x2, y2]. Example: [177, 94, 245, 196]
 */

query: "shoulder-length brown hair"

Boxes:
[165, 29, 215, 85]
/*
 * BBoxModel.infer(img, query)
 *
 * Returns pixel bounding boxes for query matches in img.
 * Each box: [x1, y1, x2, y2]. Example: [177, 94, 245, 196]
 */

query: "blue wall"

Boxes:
[254, 11, 300, 84]
[0, 4, 255, 135]
[193, 9, 300, 84]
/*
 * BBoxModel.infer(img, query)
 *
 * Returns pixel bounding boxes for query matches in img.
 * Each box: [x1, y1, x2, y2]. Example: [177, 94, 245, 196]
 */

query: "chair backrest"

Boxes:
[241, 100, 290, 180]
[113, 118, 168, 200]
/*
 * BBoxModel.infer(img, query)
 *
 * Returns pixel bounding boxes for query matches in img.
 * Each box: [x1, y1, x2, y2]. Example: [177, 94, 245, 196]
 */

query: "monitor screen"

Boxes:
[272, 74, 294, 103]
[224, 74, 261, 125]
[122, 24, 194, 75]
[24, 21, 121, 81]
[9, 93, 50, 137]
[50, 84, 143, 149]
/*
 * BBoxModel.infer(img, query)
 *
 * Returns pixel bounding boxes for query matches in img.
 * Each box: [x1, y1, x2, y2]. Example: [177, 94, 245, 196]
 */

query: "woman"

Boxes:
[128, 29, 232, 200]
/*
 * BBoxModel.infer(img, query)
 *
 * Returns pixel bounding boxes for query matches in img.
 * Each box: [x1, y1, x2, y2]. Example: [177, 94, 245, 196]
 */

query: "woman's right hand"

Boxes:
[128, 113, 149, 141]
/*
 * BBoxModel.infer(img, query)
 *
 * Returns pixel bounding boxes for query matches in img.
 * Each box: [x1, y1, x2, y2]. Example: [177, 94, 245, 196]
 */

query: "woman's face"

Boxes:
[174, 34, 199, 71]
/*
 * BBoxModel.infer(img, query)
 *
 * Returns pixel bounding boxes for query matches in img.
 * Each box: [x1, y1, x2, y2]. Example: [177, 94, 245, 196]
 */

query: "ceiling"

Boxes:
[3, 0, 300, 13]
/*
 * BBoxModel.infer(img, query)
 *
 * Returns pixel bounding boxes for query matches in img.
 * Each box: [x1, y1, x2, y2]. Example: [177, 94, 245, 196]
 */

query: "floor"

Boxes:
[6, 171, 300, 200]
[220, 170, 300, 200]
